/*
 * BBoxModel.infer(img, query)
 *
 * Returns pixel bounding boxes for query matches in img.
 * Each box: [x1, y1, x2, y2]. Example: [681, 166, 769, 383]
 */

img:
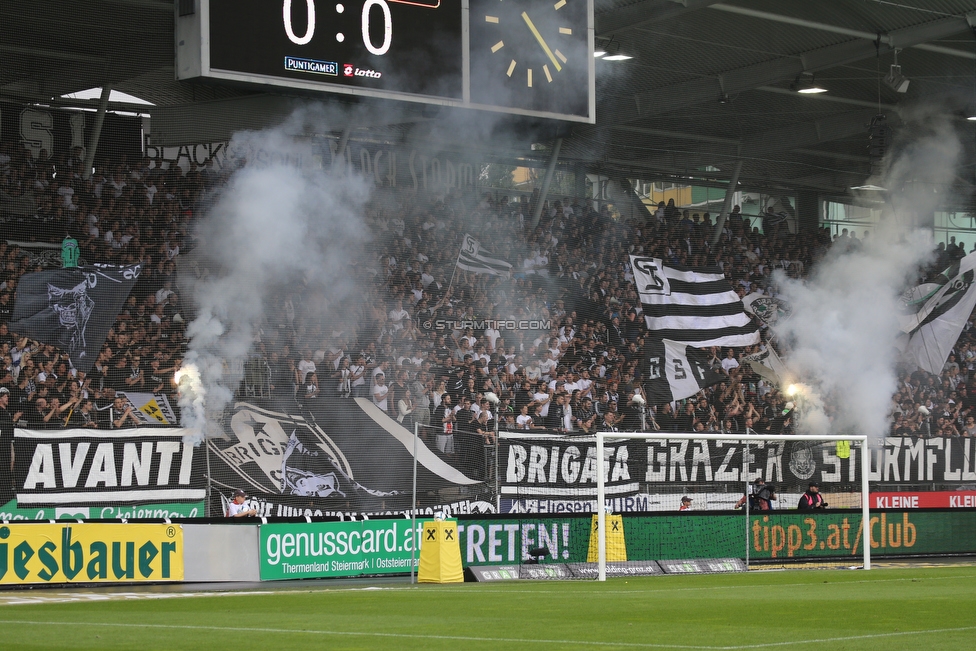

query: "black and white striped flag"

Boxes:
[629, 256, 759, 348]
[645, 339, 726, 405]
[456, 234, 512, 277]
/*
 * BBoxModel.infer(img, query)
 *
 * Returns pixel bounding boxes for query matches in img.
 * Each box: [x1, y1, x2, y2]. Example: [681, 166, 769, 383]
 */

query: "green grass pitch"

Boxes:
[1, 566, 974, 650]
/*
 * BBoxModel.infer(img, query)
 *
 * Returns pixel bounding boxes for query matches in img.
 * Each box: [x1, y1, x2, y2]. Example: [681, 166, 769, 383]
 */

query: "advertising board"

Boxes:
[0, 523, 183, 585]
[259, 520, 421, 580]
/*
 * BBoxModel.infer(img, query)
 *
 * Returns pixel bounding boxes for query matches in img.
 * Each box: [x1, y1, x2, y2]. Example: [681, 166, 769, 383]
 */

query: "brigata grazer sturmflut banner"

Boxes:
[5, 427, 206, 521]
[500, 435, 976, 505]
[206, 397, 496, 518]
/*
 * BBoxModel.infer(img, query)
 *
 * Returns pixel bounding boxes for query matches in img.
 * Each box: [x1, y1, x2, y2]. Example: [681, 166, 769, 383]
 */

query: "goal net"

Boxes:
[494, 431, 870, 580]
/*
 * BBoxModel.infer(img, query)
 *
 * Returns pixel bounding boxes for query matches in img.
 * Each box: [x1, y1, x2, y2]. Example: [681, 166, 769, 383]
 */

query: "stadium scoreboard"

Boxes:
[176, 0, 595, 123]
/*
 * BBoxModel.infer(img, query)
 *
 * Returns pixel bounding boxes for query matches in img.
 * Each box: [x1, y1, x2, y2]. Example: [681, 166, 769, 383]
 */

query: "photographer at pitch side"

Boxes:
[797, 481, 828, 510]
[735, 478, 777, 511]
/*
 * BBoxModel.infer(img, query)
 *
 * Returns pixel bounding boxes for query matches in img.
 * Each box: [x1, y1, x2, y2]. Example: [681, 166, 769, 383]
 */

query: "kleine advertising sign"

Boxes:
[871, 491, 976, 509]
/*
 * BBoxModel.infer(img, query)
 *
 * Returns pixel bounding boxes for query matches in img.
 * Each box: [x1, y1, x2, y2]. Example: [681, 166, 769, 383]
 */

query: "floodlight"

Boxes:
[884, 64, 910, 93]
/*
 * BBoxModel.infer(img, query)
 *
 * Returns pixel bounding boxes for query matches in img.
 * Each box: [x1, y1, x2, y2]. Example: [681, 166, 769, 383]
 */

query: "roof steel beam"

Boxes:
[596, 0, 722, 37]
[603, 10, 976, 124]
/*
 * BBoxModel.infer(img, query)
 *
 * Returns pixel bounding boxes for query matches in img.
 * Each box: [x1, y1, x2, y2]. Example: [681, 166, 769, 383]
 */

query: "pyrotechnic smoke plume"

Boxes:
[774, 108, 962, 440]
[178, 107, 372, 443]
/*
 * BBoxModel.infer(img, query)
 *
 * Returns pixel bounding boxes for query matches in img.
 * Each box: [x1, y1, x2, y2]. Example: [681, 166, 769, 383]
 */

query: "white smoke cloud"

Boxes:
[178, 106, 373, 443]
[774, 108, 962, 440]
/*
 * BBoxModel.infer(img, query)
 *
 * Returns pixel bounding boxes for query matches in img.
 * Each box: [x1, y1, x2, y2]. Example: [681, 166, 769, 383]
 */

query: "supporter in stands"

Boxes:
[0, 387, 13, 502]
[111, 395, 140, 429]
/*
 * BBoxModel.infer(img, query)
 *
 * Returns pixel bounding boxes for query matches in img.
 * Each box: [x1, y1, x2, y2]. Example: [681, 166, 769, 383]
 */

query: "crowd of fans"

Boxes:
[1, 143, 196, 429]
[2, 138, 976, 449]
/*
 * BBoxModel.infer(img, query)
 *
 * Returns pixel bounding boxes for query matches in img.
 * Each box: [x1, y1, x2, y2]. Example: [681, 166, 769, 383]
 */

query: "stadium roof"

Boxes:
[4, 0, 976, 196]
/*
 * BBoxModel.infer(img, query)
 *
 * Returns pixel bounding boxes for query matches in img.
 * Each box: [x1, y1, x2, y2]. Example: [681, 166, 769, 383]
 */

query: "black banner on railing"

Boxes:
[6, 427, 206, 521]
[205, 397, 496, 518]
[499, 435, 976, 499]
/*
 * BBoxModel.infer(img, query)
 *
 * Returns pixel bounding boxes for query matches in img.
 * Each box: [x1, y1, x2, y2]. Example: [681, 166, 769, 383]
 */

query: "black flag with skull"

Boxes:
[8, 264, 142, 374]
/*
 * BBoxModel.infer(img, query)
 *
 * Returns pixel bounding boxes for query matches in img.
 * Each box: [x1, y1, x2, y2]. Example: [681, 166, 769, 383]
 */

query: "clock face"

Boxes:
[468, 0, 590, 117]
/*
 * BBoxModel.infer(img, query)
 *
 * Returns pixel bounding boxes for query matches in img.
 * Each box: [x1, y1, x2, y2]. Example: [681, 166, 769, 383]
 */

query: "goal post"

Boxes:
[595, 432, 871, 581]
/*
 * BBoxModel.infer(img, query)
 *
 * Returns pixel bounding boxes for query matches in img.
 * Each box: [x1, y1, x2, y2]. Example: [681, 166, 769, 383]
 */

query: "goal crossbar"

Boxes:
[595, 432, 871, 580]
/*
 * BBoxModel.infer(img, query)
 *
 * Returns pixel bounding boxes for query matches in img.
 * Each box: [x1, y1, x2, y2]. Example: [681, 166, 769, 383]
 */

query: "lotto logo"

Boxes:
[343, 64, 354, 77]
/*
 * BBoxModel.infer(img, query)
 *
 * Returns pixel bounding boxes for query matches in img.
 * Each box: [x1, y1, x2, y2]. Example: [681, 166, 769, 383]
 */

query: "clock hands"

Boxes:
[520, 11, 562, 72]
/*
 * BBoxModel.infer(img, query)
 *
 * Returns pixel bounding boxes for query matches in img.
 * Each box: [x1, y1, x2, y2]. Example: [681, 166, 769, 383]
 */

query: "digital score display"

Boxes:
[208, 0, 463, 99]
[176, 0, 594, 123]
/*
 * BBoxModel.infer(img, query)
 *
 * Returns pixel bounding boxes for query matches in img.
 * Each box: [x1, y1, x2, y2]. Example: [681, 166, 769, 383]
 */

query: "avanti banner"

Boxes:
[13, 427, 206, 509]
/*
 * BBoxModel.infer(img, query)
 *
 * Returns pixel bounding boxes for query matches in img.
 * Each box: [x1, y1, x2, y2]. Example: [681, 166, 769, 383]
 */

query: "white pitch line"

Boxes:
[375, 572, 976, 596]
[721, 626, 976, 649]
[1, 572, 970, 606]
[0, 590, 276, 606]
[0, 620, 973, 650]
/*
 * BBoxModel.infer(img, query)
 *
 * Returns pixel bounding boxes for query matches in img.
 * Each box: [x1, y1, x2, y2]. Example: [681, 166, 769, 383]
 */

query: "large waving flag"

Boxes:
[901, 252, 976, 375]
[629, 256, 759, 348]
[9, 263, 142, 373]
[456, 234, 512, 278]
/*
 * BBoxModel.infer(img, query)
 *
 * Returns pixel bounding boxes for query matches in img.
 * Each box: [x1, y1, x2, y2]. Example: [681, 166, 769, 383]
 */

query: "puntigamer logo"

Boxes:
[0, 523, 183, 584]
[284, 56, 338, 76]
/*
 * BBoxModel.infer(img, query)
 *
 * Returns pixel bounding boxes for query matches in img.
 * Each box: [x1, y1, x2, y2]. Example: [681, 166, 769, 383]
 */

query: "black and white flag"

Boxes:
[9, 263, 141, 374]
[629, 256, 759, 348]
[742, 345, 789, 385]
[742, 292, 792, 327]
[900, 252, 976, 375]
[456, 234, 512, 277]
[644, 339, 726, 405]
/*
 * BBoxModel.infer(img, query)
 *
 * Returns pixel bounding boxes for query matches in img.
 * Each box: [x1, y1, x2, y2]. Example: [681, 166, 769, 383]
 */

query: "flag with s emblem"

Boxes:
[116, 392, 178, 425]
[629, 256, 759, 348]
[644, 339, 726, 405]
[456, 234, 512, 277]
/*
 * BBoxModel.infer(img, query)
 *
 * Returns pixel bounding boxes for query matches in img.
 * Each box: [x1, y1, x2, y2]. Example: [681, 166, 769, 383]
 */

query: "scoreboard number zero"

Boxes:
[283, 0, 393, 55]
